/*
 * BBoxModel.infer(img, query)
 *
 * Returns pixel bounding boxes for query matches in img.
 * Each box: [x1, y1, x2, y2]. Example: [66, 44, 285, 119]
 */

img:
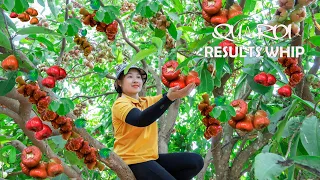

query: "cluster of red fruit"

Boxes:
[161, 60, 201, 89]
[228, 99, 270, 132]
[42, 66, 67, 88]
[254, 72, 276, 86]
[20, 146, 63, 178]
[202, 0, 243, 25]
[278, 55, 304, 97]
[16, 77, 105, 171]
[1, 55, 19, 71]
[79, 8, 118, 41]
[10, 8, 39, 25]
[198, 94, 223, 139]
[16, 77, 72, 140]
[73, 35, 93, 57]
[65, 137, 104, 170]
[267, 0, 315, 38]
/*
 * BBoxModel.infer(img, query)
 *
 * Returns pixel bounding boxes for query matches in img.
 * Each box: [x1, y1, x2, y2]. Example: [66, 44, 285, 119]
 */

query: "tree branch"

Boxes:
[71, 91, 117, 100]
[56, 0, 69, 65]
[1, 9, 14, 52]
[230, 132, 273, 179]
[239, 0, 246, 9]
[197, 149, 213, 180]
[0, 96, 20, 113]
[0, 107, 22, 121]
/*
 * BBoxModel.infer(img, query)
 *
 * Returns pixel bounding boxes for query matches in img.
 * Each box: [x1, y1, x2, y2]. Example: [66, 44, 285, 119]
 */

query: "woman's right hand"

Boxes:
[167, 83, 196, 101]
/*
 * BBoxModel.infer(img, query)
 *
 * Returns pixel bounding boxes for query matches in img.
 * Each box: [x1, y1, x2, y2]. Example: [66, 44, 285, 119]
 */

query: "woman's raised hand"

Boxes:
[167, 83, 196, 101]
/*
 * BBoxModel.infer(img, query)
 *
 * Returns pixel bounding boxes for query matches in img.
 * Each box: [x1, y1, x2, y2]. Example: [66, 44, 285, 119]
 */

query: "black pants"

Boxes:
[129, 152, 204, 180]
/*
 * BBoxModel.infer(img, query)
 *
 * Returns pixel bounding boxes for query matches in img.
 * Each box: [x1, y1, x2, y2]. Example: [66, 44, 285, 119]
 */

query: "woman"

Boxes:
[112, 64, 204, 180]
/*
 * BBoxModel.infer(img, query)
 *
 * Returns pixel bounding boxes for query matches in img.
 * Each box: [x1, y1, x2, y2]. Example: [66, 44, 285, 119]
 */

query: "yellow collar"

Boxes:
[122, 93, 146, 104]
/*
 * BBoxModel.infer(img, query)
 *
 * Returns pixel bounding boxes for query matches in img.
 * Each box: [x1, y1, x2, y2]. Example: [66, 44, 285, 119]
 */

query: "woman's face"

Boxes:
[118, 68, 143, 96]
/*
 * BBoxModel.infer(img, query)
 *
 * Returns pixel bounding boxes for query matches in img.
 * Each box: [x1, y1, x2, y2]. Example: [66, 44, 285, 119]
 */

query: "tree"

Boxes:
[0, 0, 319, 179]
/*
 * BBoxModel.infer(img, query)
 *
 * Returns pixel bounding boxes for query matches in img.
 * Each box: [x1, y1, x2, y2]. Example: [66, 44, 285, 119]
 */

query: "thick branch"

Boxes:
[230, 132, 273, 179]
[0, 107, 22, 121]
[308, 57, 320, 75]
[158, 99, 181, 153]
[239, 0, 246, 9]
[197, 149, 213, 180]
[0, 96, 20, 113]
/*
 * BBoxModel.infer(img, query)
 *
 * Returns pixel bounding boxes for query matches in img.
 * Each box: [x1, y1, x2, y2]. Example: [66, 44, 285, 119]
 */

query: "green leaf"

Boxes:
[210, 106, 223, 118]
[61, 98, 75, 111]
[28, 69, 38, 81]
[149, 1, 159, 12]
[227, 15, 249, 25]
[48, 0, 57, 17]
[224, 105, 236, 116]
[66, 18, 82, 28]
[8, 146, 16, 163]
[171, 0, 183, 13]
[48, 100, 60, 112]
[309, 35, 320, 46]
[265, 58, 288, 84]
[219, 110, 230, 122]
[246, 75, 273, 95]
[17, 27, 63, 37]
[93, 67, 104, 73]
[268, 106, 290, 133]
[0, 71, 17, 96]
[291, 155, 320, 176]
[0, 31, 11, 50]
[254, 153, 292, 180]
[291, 95, 320, 114]
[243, 0, 256, 14]
[214, 96, 226, 106]
[155, 28, 166, 38]
[4, 0, 15, 12]
[57, 105, 68, 116]
[190, 35, 213, 51]
[214, 58, 225, 88]
[282, 116, 302, 138]
[234, 74, 247, 99]
[274, 100, 298, 142]
[0, 136, 15, 145]
[64, 150, 82, 166]
[136, 0, 148, 14]
[99, 148, 111, 158]
[198, 64, 214, 93]
[37, 0, 45, 7]
[50, 136, 66, 149]
[168, 22, 177, 40]
[94, 10, 105, 22]
[300, 116, 320, 156]
[36, 37, 54, 51]
[125, 46, 157, 74]
[151, 37, 163, 54]
[74, 118, 86, 128]
[12, 0, 28, 13]
[58, 23, 68, 35]
[90, 0, 101, 10]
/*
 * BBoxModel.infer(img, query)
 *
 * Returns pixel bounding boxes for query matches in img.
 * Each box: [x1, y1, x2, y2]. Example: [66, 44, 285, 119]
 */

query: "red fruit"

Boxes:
[278, 85, 292, 97]
[202, 0, 222, 15]
[58, 68, 67, 80]
[228, 119, 237, 128]
[185, 71, 201, 86]
[207, 125, 222, 137]
[289, 72, 304, 86]
[42, 76, 56, 88]
[46, 66, 60, 78]
[10, 12, 18, 18]
[236, 114, 254, 132]
[254, 72, 268, 85]
[162, 60, 181, 81]
[161, 75, 170, 87]
[266, 74, 276, 86]
[37, 96, 51, 109]
[47, 158, 64, 177]
[169, 75, 186, 89]
[219, 40, 236, 55]
[21, 146, 42, 168]
[106, 21, 118, 35]
[253, 115, 270, 130]
[1, 55, 19, 71]
[29, 162, 48, 179]
[231, 99, 248, 121]
[228, 3, 243, 19]
[202, 10, 212, 22]
[35, 124, 52, 140]
[26, 117, 43, 132]
[210, 9, 228, 25]
[20, 162, 30, 175]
